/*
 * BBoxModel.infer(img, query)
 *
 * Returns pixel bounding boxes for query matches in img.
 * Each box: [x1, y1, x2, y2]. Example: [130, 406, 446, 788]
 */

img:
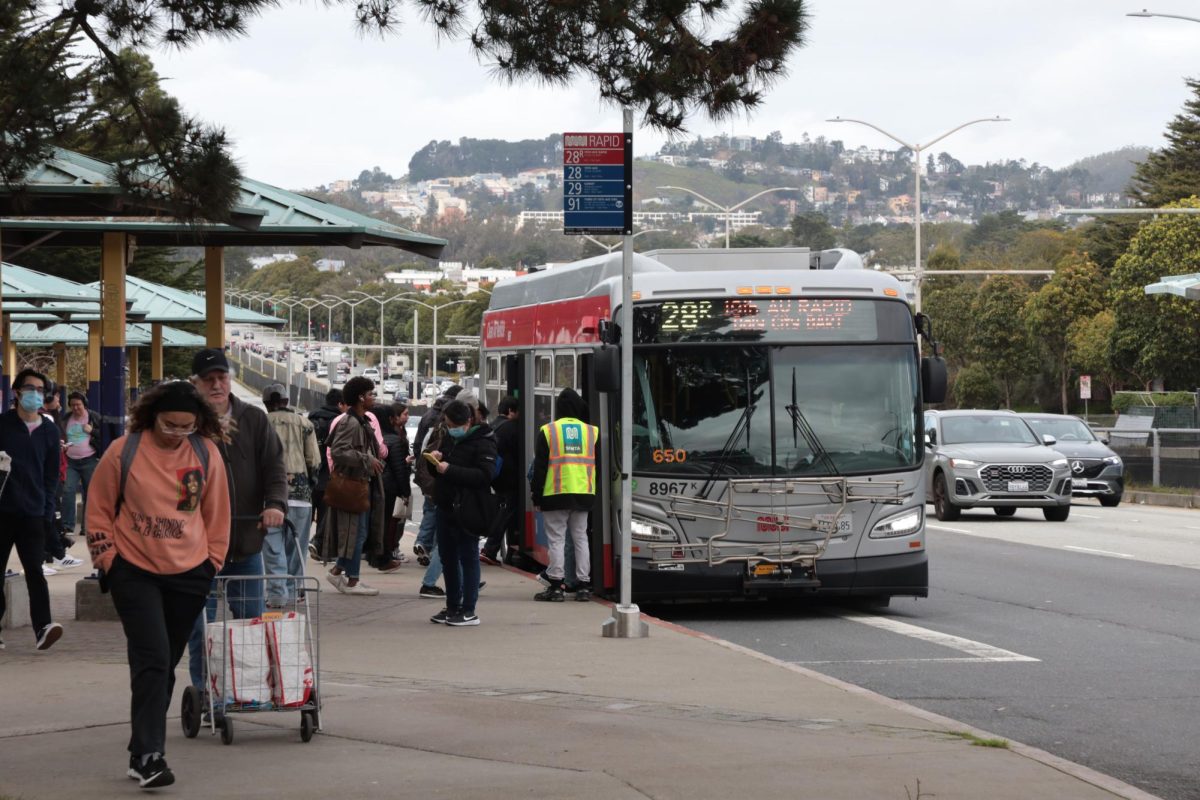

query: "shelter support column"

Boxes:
[151, 323, 163, 382]
[87, 321, 101, 410]
[54, 342, 66, 395]
[127, 345, 139, 403]
[100, 232, 128, 448]
[0, 312, 12, 407]
[205, 247, 225, 349]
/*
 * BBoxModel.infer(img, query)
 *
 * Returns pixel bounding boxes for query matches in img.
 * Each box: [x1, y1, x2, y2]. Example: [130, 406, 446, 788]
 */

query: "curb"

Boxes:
[1126, 490, 1200, 509]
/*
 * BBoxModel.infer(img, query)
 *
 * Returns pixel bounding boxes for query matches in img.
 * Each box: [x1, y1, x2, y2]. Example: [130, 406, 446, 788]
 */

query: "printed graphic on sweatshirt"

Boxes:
[177, 467, 203, 512]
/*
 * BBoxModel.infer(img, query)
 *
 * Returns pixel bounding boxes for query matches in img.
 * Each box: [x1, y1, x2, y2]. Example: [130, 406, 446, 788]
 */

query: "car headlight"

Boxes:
[1104, 456, 1122, 465]
[869, 508, 923, 539]
[631, 518, 678, 542]
[949, 458, 980, 468]
[1050, 458, 1068, 468]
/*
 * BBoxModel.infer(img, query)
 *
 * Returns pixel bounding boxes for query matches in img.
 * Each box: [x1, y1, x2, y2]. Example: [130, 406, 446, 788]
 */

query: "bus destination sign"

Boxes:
[563, 132, 633, 235]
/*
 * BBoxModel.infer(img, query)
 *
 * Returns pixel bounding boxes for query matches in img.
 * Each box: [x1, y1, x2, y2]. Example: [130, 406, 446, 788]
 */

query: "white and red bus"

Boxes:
[480, 247, 946, 603]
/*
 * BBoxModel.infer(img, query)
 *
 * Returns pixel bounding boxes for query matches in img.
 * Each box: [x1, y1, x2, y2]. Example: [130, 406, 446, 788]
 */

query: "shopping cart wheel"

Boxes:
[301, 712, 316, 743]
[308, 687, 321, 729]
[219, 716, 234, 746]
[180, 686, 203, 739]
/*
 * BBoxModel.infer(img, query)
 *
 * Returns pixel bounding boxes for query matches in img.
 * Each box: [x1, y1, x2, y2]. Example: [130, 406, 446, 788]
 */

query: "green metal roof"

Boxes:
[80, 275, 284, 326]
[1, 262, 101, 303]
[1, 175, 447, 260]
[1, 147, 265, 227]
[10, 320, 204, 347]
[1145, 273, 1200, 300]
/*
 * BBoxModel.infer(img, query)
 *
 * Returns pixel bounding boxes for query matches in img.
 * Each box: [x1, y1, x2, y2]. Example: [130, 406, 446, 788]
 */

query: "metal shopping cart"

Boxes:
[180, 571, 322, 744]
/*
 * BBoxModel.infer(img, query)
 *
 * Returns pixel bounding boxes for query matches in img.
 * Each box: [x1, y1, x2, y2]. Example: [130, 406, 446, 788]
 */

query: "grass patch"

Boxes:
[952, 731, 1009, 748]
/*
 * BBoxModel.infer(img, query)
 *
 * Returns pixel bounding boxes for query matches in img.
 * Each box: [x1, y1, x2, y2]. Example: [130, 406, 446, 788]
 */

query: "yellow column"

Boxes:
[205, 246, 225, 348]
[127, 345, 139, 391]
[151, 323, 163, 381]
[54, 342, 67, 388]
[99, 232, 128, 444]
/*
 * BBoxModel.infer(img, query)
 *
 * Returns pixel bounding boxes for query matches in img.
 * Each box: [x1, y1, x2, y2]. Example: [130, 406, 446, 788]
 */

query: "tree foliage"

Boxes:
[969, 275, 1033, 408]
[789, 211, 835, 249]
[1130, 77, 1200, 207]
[952, 362, 1000, 409]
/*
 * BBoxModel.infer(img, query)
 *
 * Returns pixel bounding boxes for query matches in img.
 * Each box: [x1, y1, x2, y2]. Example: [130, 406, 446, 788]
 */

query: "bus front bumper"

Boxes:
[631, 551, 928, 600]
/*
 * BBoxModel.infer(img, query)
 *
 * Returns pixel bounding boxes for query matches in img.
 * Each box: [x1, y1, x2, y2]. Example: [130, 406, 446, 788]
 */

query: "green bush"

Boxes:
[953, 363, 1002, 409]
[1112, 391, 1196, 413]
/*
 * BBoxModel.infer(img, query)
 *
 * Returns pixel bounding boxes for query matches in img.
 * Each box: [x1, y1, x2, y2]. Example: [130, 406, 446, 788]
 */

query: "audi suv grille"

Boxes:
[980, 464, 1053, 492]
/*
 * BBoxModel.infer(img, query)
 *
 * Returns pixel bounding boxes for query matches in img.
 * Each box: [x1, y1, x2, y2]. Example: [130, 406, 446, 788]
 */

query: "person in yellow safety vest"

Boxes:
[531, 388, 600, 603]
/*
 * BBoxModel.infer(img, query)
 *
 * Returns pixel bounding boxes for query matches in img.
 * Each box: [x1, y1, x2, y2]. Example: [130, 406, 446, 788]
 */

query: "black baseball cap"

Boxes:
[192, 348, 231, 377]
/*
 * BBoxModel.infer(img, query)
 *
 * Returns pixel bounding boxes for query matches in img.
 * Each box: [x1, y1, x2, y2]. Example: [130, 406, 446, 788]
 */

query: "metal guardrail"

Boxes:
[1090, 427, 1200, 488]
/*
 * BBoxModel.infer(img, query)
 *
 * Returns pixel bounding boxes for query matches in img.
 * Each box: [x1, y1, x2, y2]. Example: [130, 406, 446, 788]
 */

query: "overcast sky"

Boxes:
[149, 0, 1200, 189]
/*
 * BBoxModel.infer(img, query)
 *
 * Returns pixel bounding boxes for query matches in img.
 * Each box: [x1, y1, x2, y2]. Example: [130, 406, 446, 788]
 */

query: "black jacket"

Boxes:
[415, 395, 451, 454]
[0, 409, 60, 519]
[491, 416, 521, 494]
[308, 403, 341, 490]
[433, 424, 497, 533]
[381, 430, 411, 499]
[217, 395, 288, 561]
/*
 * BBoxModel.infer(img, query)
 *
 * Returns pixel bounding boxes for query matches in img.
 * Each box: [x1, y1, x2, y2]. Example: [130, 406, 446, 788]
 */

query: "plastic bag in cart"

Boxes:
[264, 611, 313, 707]
[206, 618, 272, 705]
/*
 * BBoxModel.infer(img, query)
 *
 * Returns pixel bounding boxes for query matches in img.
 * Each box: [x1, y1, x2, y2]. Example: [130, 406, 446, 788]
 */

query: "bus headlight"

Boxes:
[869, 508, 923, 539]
[631, 518, 678, 542]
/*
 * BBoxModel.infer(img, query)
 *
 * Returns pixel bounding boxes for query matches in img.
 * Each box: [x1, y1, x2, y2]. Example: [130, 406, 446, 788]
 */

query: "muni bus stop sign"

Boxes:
[563, 132, 633, 235]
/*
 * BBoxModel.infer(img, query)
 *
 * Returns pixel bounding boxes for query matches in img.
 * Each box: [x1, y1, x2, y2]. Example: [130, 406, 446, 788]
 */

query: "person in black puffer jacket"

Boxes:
[374, 402, 412, 572]
[428, 399, 496, 627]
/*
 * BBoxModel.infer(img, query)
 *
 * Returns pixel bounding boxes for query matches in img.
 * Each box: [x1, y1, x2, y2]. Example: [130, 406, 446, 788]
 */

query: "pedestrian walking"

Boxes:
[0, 369, 64, 651]
[481, 395, 520, 565]
[85, 380, 229, 789]
[376, 402, 411, 572]
[307, 388, 346, 560]
[185, 348, 287, 690]
[532, 388, 599, 602]
[59, 391, 102, 543]
[321, 377, 385, 595]
[261, 384, 320, 607]
[428, 398, 497, 627]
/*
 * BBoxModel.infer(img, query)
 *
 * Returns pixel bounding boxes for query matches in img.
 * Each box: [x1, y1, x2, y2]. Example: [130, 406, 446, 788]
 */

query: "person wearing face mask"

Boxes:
[86, 380, 230, 789]
[428, 398, 497, 627]
[0, 369, 64, 652]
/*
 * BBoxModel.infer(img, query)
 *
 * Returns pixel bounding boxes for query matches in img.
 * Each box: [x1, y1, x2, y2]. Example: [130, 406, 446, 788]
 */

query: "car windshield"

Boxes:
[632, 344, 920, 477]
[1025, 417, 1096, 442]
[941, 415, 1039, 445]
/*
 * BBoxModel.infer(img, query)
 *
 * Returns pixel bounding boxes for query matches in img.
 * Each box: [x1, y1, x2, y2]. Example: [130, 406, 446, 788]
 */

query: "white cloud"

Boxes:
[147, 0, 1200, 187]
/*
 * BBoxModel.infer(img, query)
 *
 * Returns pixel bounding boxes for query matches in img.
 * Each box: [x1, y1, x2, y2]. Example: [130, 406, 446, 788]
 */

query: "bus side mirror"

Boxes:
[594, 345, 620, 393]
[922, 356, 947, 404]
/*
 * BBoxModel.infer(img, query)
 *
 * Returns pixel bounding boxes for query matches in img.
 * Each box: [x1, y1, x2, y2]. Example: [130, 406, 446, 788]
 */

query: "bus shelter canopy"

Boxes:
[1, 262, 103, 304]
[10, 321, 204, 347]
[1145, 273, 1200, 300]
[83, 275, 283, 327]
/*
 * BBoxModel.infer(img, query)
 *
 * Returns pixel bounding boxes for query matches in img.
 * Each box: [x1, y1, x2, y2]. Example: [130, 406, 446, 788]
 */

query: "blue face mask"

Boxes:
[19, 391, 44, 413]
[447, 426, 468, 440]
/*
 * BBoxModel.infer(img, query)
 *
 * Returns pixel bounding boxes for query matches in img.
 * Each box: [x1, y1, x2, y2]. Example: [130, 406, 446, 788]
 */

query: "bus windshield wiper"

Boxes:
[785, 369, 840, 476]
[699, 367, 758, 497]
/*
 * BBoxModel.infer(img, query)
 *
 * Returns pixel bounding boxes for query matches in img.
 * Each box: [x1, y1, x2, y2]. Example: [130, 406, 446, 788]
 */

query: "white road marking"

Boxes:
[796, 657, 1030, 665]
[834, 611, 1039, 663]
[1062, 545, 1134, 559]
[1072, 512, 1100, 519]
[926, 524, 972, 534]
[1186, 526, 1200, 531]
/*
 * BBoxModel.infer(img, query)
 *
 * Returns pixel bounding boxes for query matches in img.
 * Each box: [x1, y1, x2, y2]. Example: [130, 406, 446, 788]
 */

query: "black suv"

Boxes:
[1020, 413, 1124, 507]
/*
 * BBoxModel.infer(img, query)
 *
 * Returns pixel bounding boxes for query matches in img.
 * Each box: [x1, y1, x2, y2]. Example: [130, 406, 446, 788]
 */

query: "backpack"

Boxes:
[116, 431, 211, 514]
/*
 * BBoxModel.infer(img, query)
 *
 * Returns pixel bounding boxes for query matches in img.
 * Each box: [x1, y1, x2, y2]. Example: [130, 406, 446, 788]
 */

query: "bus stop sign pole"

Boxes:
[602, 108, 648, 639]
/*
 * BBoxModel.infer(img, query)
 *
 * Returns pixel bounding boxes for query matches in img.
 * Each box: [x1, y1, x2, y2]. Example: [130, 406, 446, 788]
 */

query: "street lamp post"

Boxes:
[827, 115, 1009, 310]
[656, 186, 798, 248]
[580, 228, 667, 253]
[1127, 9, 1200, 23]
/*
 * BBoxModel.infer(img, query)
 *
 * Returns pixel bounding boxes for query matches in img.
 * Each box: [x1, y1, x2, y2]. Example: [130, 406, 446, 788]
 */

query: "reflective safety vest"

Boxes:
[541, 417, 598, 496]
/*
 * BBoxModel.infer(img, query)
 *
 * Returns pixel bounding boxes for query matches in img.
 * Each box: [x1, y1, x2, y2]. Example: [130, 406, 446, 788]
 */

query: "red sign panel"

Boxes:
[563, 132, 627, 164]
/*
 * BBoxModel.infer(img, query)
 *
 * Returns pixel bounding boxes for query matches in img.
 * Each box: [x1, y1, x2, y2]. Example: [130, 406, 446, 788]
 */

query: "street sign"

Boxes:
[563, 132, 633, 235]
[1080, 375, 1092, 400]
[456, 360, 466, 373]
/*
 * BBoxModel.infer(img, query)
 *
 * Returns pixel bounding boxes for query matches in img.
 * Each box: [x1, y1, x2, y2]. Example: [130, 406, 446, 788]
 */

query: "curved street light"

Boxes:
[581, 228, 668, 254]
[656, 186, 798, 248]
[826, 115, 1009, 310]
[1127, 9, 1200, 23]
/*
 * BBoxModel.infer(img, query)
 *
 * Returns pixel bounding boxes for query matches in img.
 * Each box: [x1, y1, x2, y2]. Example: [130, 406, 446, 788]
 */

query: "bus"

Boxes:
[480, 247, 946, 603]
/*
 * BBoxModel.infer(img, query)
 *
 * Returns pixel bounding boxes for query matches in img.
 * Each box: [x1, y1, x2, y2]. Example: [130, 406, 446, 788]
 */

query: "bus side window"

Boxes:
[554, 354, 575, 390]
[535, 355, 552, 388]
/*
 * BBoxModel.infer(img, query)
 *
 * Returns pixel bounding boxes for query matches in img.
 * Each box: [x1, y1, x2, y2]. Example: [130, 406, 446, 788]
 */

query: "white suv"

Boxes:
[362, 367, 381, 381]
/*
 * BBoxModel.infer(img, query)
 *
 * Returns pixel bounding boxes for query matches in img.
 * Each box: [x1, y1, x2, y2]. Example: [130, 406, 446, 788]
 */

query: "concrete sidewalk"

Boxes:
[1, 533, 1158, 800]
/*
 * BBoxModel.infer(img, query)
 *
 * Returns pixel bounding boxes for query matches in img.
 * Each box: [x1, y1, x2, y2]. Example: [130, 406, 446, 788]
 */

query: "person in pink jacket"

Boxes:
[87, 381, 230, 790]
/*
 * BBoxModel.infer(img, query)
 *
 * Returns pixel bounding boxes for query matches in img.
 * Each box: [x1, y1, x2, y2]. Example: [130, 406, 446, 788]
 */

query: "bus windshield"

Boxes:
[632, 344, 920, 478]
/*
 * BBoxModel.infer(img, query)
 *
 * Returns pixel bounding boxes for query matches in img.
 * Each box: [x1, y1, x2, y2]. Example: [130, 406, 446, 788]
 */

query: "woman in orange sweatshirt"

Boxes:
[87, 381, 230, 790]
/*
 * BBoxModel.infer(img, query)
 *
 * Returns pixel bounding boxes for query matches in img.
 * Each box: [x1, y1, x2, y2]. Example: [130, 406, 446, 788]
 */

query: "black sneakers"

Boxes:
[430, 608, 451, 624]
[128, 754, 175, 789]
[575, 583, 593, 602]
[419, 584, 445, 599]
[534, 585, 565, 602]
[446, 613, 480, 626]
[35, 622, 63, 651]
[413, 543, 431, 567]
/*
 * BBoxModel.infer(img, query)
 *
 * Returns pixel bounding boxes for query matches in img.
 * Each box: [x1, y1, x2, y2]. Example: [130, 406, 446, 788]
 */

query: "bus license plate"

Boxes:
[1007, 480, 1030, 492]
[1071, 478, 1087, 489]
[815, 513, 853, 535]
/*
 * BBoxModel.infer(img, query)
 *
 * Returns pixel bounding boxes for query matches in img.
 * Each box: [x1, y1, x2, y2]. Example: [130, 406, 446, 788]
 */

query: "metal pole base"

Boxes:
[601, 604, 649, 638]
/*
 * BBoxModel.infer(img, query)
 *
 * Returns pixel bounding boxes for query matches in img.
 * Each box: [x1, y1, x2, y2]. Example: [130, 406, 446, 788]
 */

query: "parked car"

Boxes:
[1020, 413, 1124, 507]
[363, 367, 381, 381]
[924, 409, 1073, 521]
[381, 378, 401, 395]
